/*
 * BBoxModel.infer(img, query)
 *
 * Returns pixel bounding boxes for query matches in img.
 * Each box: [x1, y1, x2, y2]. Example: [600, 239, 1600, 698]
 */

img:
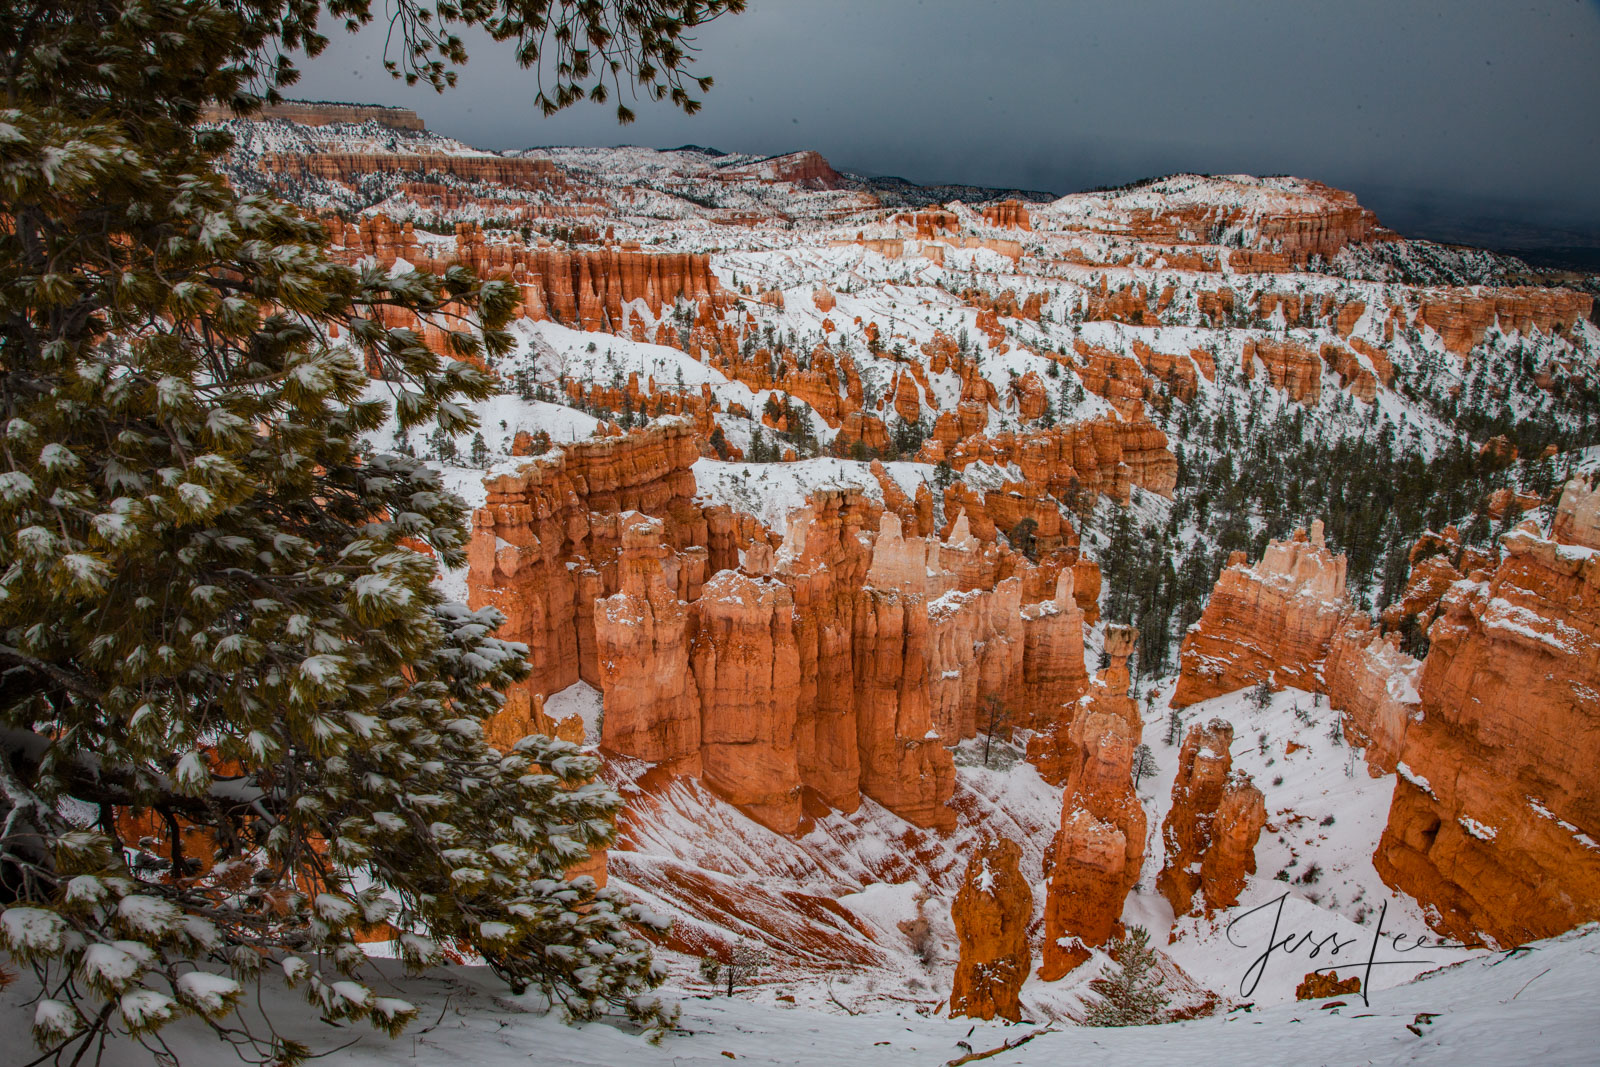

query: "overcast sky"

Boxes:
[295, 1, 1600, 238]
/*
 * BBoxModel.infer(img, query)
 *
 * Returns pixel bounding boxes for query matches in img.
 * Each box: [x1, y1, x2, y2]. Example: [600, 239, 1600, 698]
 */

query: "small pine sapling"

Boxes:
[1082, 926, 1170, 1027]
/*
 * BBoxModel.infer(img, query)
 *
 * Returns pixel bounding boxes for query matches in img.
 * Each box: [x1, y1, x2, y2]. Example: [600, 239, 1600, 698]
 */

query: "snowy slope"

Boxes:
[1124, 685, 1478, 1007]
[5, 923, 1594, 1066]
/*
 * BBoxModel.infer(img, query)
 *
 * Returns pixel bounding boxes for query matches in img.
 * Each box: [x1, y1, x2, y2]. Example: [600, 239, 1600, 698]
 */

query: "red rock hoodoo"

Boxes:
[1157, 719, 1266, 917]
[981, 200, 1033, 231]
[949, 838, 1033, 1021]
[1243, 338, 1322, 406]
[1039, 625, 1147, 979]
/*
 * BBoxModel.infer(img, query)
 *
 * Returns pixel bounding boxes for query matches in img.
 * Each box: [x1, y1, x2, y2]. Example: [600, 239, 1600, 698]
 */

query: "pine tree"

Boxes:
[1057, 375, 1085, 420]
[1131, 744, 1158, 788]
[1007, 517, 1040, 562]
[1082, 926, 1170, 1027]
[1164, 707, 1185, 746]
[0, 0, 746, 1060]
[1251, 677, 1275, 709]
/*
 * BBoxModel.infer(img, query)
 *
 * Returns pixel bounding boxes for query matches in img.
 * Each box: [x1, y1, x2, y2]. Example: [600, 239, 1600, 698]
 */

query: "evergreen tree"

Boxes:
[789, 404, 819, 458]
[0, 0, 746, 1059]
[1164, 707, 1185, 746]
[1082, 926, 1169, 1026]
[1007, 518, 1040, 562]
[431, 423, 461, 463]
[1131, 744, 1158, 788]
[1057, 375, 1085, 420]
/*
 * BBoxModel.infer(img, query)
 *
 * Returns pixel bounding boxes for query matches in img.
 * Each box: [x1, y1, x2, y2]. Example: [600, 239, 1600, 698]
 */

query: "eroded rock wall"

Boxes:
[1374, 478, 1600, 946]
[470, 421, 1091, 834]
[1324, 616, 1420, 775]
[1172, 521, 1348, 706]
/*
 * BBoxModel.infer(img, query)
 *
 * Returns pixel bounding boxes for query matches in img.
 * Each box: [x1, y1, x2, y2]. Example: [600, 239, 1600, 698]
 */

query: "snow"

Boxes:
[1127, 685, 1477, 1007]
[1396, 762, 1436, 798]
[545, 680, 605, 743]
[1527, 796, 1600, 852]
[0, 907, 65, 953]
[5, 925, 1596, 1065]
[836, 881, 925, 945]
[175, 971, 243, 1014]
[80, 941, 152, 988]
[116, 895, 180, 937]
[692, 457, 925, 534]
[32, 999, 78, 1041]
[117, 989, 175, 1029]
[975, 856, 996, 894]
[1482, 597, 1583, 654]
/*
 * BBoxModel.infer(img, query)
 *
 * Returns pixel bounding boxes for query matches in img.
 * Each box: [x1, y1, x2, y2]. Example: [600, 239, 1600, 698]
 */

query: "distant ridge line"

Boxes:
[201, 99, 425, 132]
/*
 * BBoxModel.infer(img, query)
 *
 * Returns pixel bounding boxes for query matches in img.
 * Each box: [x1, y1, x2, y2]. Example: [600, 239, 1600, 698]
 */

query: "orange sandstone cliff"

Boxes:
[1373, 477, 1600, 947]
[1172, 521, 1348, 706]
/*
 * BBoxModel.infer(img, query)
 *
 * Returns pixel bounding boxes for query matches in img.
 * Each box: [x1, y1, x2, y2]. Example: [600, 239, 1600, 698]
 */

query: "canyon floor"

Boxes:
[4, 922, 1595, 1066]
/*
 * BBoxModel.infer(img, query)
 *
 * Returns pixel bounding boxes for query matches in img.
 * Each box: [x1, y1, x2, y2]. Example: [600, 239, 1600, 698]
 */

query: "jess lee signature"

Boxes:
[1225, 892, 1464, 1004]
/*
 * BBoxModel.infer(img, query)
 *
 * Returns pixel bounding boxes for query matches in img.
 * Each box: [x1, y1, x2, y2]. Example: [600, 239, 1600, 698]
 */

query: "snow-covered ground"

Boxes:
[1124, 685, 1479, 1006]
[6, 923, 1594, 1066]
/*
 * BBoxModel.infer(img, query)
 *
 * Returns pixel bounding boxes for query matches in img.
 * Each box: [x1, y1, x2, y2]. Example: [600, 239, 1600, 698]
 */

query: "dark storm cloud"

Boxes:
[294, 1, 1600, 237]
